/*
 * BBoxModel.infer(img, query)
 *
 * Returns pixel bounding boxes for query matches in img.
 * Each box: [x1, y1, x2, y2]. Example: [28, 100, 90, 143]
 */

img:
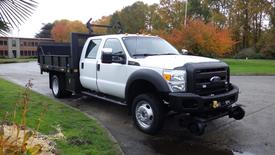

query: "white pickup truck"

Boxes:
[38, 33, 245, 135]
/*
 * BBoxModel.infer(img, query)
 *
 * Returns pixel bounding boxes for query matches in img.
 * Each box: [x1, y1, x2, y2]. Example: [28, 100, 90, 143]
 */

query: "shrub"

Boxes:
[257, 28, 275, 59]
[234, 48, 264, 59]
[260, 46, 275, 59]
[0, 80, 54, 155]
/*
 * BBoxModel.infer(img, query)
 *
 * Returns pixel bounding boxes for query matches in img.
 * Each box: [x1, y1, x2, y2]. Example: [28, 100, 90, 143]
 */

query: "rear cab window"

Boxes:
[85, 39, 102, 59]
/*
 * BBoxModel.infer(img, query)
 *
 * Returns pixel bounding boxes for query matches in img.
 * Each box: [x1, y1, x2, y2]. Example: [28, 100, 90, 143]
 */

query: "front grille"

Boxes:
[193, 67, 229, 96]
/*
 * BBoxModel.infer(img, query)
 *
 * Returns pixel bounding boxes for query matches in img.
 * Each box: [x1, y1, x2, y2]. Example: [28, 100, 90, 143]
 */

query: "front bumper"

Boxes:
[169, 84, 239, 114]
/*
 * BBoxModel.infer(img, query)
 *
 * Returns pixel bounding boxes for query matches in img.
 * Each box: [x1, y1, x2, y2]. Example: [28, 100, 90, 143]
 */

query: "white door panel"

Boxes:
[79, 59, 98, 91]
[79, 39, 102, 91]
[96, 38, 128, 98]
[97, 62, 127, 98]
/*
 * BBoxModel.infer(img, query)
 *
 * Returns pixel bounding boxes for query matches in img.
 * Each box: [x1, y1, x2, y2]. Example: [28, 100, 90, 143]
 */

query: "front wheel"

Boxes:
[132, 93, 165, 134]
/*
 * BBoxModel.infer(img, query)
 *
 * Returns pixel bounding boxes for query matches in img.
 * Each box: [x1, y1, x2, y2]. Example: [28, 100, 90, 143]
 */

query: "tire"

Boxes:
[51, 74, 71, 98]
[132, 93, 165, 134]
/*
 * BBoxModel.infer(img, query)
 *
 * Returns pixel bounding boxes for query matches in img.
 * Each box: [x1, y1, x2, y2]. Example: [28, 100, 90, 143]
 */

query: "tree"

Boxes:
[146, 3, 166, 32]
[271, 0, 275, 27]
[51, 20, 87, 43]
[188, 0, 211, 21]
[162, 19, 235, 57]
[0, 0, 37, 35]
[109, 1, 149, 33]
[158, 0, 185, 30]
[93, 16, 112, 34]
[35, 23, 54, 38]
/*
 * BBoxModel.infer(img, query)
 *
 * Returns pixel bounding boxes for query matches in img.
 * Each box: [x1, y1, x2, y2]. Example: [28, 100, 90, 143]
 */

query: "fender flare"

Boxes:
[125, 69, 170, 104]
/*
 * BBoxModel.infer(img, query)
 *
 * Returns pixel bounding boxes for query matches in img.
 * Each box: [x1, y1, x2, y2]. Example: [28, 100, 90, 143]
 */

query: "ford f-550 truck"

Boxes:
[38, 33, 245, 135]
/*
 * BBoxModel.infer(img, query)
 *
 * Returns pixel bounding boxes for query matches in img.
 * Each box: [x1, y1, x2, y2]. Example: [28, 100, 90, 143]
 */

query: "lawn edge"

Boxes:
[0, 59, 36, 64]
[55, 98, 125, 155]
[231, 74, 275, 76]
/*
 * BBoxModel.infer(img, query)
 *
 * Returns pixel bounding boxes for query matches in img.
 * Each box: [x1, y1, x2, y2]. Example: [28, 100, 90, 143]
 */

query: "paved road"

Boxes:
[0, 62, 275, 155]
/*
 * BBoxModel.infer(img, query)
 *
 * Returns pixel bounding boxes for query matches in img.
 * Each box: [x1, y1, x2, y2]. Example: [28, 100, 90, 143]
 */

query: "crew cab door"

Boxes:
[79, 39, 102, 91]
[97, 38, 127, 98]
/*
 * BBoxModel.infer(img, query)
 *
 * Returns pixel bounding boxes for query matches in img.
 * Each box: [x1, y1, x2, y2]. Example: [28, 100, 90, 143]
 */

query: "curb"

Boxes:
[44, 96, 125, 155]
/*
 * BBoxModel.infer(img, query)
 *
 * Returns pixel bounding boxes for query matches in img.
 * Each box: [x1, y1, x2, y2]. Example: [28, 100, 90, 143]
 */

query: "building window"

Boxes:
[3, 41, 7, 45]
[35, 42, 38, 46]
[20, 51, 24, 56]
[0, 50, 3, 56]
[4, 50, 8, 56]
[0, 41, 3, 46]
[12, 40, 16, 47]
[24, 42, 27, 46]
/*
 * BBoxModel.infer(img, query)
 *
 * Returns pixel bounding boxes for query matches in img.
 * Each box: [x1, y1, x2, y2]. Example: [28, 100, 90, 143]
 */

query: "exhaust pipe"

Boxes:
[229, 106, 245, 120]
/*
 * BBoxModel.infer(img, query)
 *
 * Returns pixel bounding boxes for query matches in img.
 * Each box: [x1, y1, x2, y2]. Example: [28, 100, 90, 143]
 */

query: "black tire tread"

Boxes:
[132, 93, 165, 134]
[51, 74, 71, 98]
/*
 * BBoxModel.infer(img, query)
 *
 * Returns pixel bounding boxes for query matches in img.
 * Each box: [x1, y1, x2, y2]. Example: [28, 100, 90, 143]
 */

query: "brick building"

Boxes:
[0, 37, 54, 58]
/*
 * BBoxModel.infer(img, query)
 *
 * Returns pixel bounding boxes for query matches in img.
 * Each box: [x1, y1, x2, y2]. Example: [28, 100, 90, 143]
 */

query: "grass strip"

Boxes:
[222, 59, 275, 75]
[0, 78, 120, 155]
[0, 58, 36, 64]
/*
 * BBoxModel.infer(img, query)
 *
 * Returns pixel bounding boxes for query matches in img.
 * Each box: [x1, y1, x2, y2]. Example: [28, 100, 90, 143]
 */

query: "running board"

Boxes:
[81, 91, 127, 106]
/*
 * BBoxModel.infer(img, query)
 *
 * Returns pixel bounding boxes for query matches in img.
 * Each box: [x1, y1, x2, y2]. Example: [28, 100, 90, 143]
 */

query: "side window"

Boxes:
[103, 38, 124, 54]
[12, 40, 17, 47]
[85, 39, 101, 59]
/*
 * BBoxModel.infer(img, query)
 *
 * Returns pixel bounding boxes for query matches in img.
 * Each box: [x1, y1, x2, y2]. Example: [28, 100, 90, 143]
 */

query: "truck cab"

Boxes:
[38, 33, 245, 135]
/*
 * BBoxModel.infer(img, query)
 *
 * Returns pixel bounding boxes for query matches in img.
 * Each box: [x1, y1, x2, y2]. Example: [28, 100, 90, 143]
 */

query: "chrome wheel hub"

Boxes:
[52, 77, 59, 95]
[136, 101, 154, 129]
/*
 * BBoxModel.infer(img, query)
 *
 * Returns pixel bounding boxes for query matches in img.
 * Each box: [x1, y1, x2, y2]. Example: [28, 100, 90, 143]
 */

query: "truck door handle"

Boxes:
[81, 62, 84, 69]
[97, 64, 100, 71]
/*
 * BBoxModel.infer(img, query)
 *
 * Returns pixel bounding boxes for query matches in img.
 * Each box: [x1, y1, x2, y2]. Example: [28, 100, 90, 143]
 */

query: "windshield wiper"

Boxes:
[160, 53, 178, 55]
[132, 53, 159, 57]
[132, 53, 178, 57]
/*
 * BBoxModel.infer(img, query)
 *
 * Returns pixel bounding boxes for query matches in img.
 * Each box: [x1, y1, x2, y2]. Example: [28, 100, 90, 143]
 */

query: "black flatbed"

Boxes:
[38, 33, 98, 93]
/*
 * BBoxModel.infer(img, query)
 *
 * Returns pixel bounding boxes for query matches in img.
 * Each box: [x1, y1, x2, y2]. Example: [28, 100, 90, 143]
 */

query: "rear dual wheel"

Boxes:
[51, 75, 71, 98]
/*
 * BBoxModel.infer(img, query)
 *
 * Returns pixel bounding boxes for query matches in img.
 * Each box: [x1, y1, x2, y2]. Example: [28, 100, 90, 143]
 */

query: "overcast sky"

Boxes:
[10, 0, 159, 38]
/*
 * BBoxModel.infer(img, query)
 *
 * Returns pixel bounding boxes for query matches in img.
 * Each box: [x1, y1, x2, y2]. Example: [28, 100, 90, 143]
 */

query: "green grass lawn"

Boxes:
[0, 58, 36, 64]
[0, 78, 121, 155]
[222, 59, 275, 75]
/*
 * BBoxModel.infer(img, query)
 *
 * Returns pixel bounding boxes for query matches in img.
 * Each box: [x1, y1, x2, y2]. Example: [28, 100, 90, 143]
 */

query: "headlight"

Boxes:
[163, 70, 186, 92]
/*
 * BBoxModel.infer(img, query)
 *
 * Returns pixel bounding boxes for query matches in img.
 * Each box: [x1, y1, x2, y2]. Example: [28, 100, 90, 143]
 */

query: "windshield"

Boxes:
[122, 36, 179, 57]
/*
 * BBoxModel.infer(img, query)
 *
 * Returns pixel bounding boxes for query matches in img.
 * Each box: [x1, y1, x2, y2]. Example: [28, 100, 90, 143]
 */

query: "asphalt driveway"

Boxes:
[0, 61, 274, 155]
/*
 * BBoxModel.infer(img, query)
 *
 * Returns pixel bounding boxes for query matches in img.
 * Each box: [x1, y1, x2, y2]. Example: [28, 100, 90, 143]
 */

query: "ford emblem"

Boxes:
[210, 76, 221, 82]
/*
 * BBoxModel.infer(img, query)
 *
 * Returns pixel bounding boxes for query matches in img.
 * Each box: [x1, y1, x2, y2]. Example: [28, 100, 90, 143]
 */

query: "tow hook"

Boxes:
[229, 106, 245, 120]
[188, 121, 207, 136]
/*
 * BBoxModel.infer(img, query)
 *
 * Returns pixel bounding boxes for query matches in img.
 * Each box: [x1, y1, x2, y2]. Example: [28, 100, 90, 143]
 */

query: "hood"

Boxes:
[134, 55, 219, 69]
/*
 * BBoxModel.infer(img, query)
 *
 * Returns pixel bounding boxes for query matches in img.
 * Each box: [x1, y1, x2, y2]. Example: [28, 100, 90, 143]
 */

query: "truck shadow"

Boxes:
[61, 95, 234, 155]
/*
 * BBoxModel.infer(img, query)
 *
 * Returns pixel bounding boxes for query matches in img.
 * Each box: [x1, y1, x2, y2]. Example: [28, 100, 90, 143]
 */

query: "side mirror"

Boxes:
[180, 49, 189, 55]
[102, 48, 113, 63]
[101, 48, 126, 64]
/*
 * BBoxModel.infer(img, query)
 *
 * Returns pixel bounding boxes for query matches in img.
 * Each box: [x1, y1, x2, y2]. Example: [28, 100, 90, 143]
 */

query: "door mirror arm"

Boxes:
[112, 54, 126, 64]
[102, 48, 126, 64]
